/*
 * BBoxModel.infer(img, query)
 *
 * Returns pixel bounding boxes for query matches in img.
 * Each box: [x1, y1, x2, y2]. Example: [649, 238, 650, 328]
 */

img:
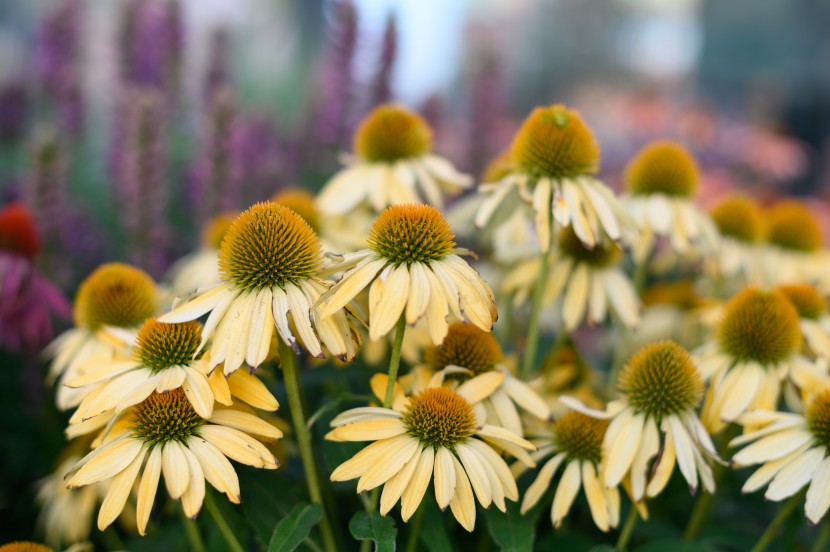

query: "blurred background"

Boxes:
[1, 0, 830, 545]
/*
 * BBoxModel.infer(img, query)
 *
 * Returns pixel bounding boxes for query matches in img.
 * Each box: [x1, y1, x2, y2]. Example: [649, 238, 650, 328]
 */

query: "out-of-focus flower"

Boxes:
[119, 0, 183, 96]
[622, 140, 718, 263]
[532, 343, 603, 418]
[327, 372, 535, 531]
[707, 195, 766, 285]
[36, 454, 99, 548]
[0, 204, 69, 354]
[517, 412, 620, 531]
[761, 200, 825, 285]
[503, 225, 639, 330]
[165, 213, 236, 298]
[316, 105, 472, 215]
[777, 284, 830, 359]
[564, 341, 719, 500]
[0, 81, 29, 144]
[45, 263, 158, 410]
[24, 130, 68, 268]
[731, 388, 830, 524]
[0, 541, 55, 552]
[317, 205, 496, 344]
[476, 104, 633, 252]
[65, 388, 281, 534]
[161, 203, 359, 374]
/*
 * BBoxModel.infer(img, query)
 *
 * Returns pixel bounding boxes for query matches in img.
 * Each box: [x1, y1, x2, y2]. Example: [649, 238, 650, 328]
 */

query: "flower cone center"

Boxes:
[132, 389, 205, 448]
[354, 104, 432, 162]
[554, 411, 607, 464]
[367, 204, 455, 266]
[135, 318, 202, 372]
[424, 323, 503, 378]
[625, 140, 698, 197]
[403, 387, 476, 449]
[74, 263, 157, 330]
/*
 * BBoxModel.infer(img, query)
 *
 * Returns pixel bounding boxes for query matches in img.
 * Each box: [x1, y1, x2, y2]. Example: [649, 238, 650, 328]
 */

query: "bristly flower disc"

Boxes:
[134, 318, 202, 372]
[777, 284, 826, 320]
[354, 104, 433, 163]
[402, 387, 477, 450]
[367, 204, 455, 266]
[272, 188, 321, 233]
[424, 323, 503, 376]
[710, 195, 765, 243]
[766, 201, 823, 252]
[559, 225, 621, 268]
[625, 140, 699, 197]
[554, 411, 608, 464]
[131, 388, 206, 449]
[74, 263, 157, 330]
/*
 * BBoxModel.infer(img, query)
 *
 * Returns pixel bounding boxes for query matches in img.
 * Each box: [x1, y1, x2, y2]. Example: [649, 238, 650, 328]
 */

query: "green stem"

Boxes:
[521, 247, 552, 378]
[812, 518, 830, 552]
[280, 340, 338, 552]
[616, 507, 639, 550]
[382, 315, 407, 408]
[405, 504, 426, 552]
[683, 492, 714, 541]
[633, 256, 649, 296]
[182, 513, 206, 552]
[204, 490, 245, 552]
[750, 493, 802, 552]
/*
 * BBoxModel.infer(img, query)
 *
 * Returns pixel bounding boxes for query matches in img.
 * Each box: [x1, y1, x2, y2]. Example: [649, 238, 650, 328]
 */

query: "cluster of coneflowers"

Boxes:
[21, 100, 830, 552]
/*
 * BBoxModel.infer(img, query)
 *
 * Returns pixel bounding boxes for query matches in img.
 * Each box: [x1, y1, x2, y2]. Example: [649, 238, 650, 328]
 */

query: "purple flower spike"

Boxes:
[370, 14, 398, 107]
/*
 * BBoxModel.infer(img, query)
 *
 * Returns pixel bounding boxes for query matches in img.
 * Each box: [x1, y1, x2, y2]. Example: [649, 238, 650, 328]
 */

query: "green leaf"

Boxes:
[633, 539, 722, 552]
[484, 502, 538, 552]
[349, 511, 398, 552]
[267, 502, 323, 552]
[588, 546, 622, 552]
[418, 500, 453, 552]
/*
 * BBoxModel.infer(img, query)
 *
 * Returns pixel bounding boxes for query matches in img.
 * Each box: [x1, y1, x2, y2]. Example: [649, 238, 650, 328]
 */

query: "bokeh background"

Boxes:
[1, 0, 830, 547]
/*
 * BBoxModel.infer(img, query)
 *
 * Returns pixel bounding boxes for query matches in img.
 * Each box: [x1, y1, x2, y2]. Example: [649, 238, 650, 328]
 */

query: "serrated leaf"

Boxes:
[268, 502, 323, 552]
[349, 511, 397, 552]
[484, 502, 538, 552]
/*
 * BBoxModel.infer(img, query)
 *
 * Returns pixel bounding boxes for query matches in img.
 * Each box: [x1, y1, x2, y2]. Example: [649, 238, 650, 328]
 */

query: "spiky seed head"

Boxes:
[777, 284, 826, 320]
[510, 104, 600, 180]
[402, 387, 476, 450]
[0, 203, 40, 260]
[553, 411, 608, 464]
[218, 202, 322, 290]
[559, 225, 621, 267]
[718, 288, 801, 366]
[619, 341, 703, 419]
[354, 104, 433, 162]
[74, 263, 157, 330]
[481, 150, 513, 183]
[135, 318, 202, 372]
[424, 323, 503, 379]
[0, 543, 54, 552]
[131, 388, 206, 449]
[272, 188, 320, 233]
[625, 140, 699, 197]
[202, 212, 237, 250]
[709, 195, 765, 243]
[367, 204, 455, 266]
[766, 201, 823, 252]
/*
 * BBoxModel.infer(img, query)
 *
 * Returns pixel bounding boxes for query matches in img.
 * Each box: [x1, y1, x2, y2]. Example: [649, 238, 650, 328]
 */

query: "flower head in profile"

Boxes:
[763, 200, 824, 285]
[517, 411, 620, 531]
[503, 225, 639, 330]
[475, 104, 632, 252]
[622, 140, 718, 262]
[696, 288, 813, 432]
[327, 372, 535, 531]
[417, 323, 550, 434]
[161, 202, 359, 375]
[0, 203, 69, 354]
[730, 388, 830, 525]
[564, 341, 718, 500]
[316, 104, 471, 216]
[166, 211, 237, 298]
[65, 388, 281, 534]
[708, 195, 766, 284]
[46, 262, 158, 410]
[317, 204, 497, 344]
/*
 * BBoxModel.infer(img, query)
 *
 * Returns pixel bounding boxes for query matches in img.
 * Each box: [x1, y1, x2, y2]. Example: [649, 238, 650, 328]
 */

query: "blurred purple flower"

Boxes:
[0, 204, 69, 355]
[369, 14, 397, 107]
[25, 130, 69, 261]
[119, 0, 183, 97]
[114, 88, 170, 276]
[236, 115, 284, 205]
[0, 80, 29, 144]
[468, 56, 509, 174]
[205, 29, 232, 100]
[310, 0, 358, 148]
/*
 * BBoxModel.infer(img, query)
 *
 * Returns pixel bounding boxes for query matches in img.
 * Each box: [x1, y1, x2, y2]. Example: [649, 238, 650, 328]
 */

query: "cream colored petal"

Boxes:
[423, 267, 450, 344]
[369, 266, 410, 341]
[199, 425, 275, 468]
[379, 445, 422, 515]
[154, 366, 188, 394]
[563, 264, 590, 331]
[533, 179, 553, 252]
[285, 284, 322, 358]
[434, 447, 457, 510]
[136, 446, 162, 535]
[766, 447, 825, 501]
[227, 371, 279, 411]
[271, 287, 296, 352]
[181, 446, 206, 518]
[582, 181, 621, 240]
[67, 437, 144, 488]
[668, 415, 698, 493]
[449, 454, 476, 531]
[401, 447, 436, 521]
[742, 443, 811, 494]
[330, 435, 415, 481]
[187, 437, 241, 503]
[428, 262, 464, 321]
[805, 455, 830, 524]
[316, 165, 373, 215]
[717, 365, 763, 422]
[246, 288, 274, 368]
[477, 424, 535, 450]
[356, 437, 421, 493]
[405, 263, 432, 324]
[500, 373, 551, 420]
[369, 373, 407, 411]
[97, 446, 146, 530]
[456, 443, 492, 508]
[647, 431, 677, 498]
[183, 367, 214, 419]
[603, 270, 639, 327]
[160, 284, 231, 323]
[732, 429, 814, 466]
[588, 273, 607, 325]
[456, 372, 504, 405]
[488, 390, 522, 435]
[65, 360, 141, 388]
[200, 290, 237, 360]
[468, 439, 519, 501]
[328, 418, 406, 442]
[603, 410, 644, 487]
[551, 460, 582, 527]
[162, 441, 191, 499]
[319, 259, 386, 319]
[210, 409, 283, 440]
[582, 462, 610, 531]
[330, 407, 404, 427]
[630, 417, 660, 500]
[521, 453, 565, 513]
[223, 292, 256, 374]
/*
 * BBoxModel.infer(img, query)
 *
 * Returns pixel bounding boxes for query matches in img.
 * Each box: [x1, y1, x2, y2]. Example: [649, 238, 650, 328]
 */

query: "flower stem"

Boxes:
[181, 512, 206, 552]
[750, 493, 802, 552]
[204, 489, 244, 552]
[405, 504, 425, 552]
[616, 506, 639, 550]
[812, 518, 830, 552]
[280, 339, 338, 552]
[521, 247, 551, 378]
[633, 257, 649, 295]
[382, 315, 407, 408]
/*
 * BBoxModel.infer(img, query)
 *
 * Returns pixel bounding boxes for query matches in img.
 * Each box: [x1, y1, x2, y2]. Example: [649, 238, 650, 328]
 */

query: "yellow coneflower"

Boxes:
[778, 284, 830, 358]
[416, 323, 550, 435]
[36, 455, 100, 548]
[763, 200, 825, 285]
[475, 104, 632, 251]
[316, 104, 471, 215]
[623, 140, 718, 262]
[0, 543, 53, 552]
[45, 263, 158, 410]
[317, 204, 497, 344]
[531, 343, 604, 418]
[502, 225, 639, 330]
[517, 412, 620, 531]
[65, 388, 281, 534]
[708, 195, 766, 284]
[327, 372, 535, 531]
[160, 202, 359, 375]
[696, 288, 817, 432]
[730, 388, 830, 524]
[166, 212, 237, 298]
[564, 341, 718, 500]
